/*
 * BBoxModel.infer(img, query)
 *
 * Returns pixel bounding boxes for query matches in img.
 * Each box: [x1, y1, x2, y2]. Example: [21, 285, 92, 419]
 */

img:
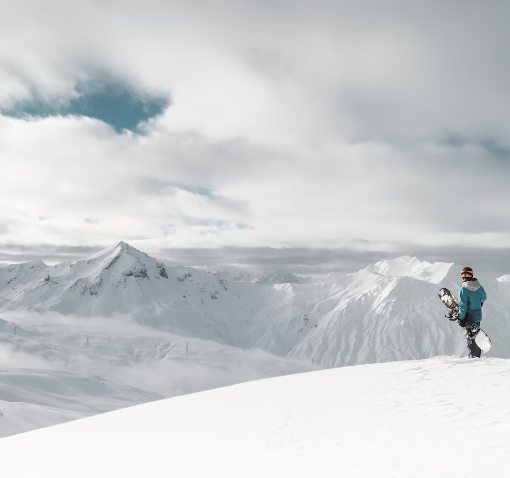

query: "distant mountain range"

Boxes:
[2, 242, 510, 367]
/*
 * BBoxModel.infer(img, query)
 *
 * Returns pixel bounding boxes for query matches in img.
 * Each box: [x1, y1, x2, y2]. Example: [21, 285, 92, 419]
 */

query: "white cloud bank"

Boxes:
[1, 0, 510, 264]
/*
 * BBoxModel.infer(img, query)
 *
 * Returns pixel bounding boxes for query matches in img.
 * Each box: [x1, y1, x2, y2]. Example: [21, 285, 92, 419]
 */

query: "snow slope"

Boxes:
[0, 312, 310, 438]
[0, 369, 161, 438]
[1, 357, 510, 477]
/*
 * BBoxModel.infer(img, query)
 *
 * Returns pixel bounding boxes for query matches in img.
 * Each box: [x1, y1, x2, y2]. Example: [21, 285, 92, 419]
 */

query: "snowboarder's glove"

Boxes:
[447, 310, 459, 321]
[458, 318, 467, 328]
[447, 310, 458, 321]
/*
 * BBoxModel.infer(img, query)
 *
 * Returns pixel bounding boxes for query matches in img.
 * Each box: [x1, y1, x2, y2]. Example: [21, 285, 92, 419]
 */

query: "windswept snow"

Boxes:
[1, 358, 510, 477]
[496, 275, 510, 282]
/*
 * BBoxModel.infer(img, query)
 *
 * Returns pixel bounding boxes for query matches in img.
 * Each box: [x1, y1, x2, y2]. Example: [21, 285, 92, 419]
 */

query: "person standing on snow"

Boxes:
[457, 267, 487, 358]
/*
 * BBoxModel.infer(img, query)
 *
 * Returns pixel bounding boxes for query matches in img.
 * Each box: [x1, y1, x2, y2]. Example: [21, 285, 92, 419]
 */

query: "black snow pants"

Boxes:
[464, 313, 482, 358]
[466, 329, 482, 358]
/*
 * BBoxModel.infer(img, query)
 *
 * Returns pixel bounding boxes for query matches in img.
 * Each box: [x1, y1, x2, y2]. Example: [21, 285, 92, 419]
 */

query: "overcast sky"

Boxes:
[1, 0, 510, 276]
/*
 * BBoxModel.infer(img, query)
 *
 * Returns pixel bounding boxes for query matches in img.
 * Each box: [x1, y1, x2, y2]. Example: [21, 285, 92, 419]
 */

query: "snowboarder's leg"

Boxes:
[466, 325, 482, 358]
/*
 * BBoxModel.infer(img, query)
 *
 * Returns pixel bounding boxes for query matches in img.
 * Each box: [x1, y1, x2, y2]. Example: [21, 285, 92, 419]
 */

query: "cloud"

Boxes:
[140, 179, 214, 198]
[1, 0, 510, 268]
[2, 0, 509, 145]
[1, 239, 510, 280]
[0, 243, 101, 265]
[154, 244, 510, 279]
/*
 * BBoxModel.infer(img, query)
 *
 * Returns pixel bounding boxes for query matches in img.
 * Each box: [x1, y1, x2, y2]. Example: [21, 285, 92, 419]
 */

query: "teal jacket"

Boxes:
[459, 279, 487, 323]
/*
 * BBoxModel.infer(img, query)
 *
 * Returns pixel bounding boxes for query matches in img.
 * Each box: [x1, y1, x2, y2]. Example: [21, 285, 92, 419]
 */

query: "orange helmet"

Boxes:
[461, 267, 474, 279]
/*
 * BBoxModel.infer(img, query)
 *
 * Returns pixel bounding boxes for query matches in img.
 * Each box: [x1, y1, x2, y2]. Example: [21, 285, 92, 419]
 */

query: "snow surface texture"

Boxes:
[1, 357, 510, 477]
[1, 242, 510, 439]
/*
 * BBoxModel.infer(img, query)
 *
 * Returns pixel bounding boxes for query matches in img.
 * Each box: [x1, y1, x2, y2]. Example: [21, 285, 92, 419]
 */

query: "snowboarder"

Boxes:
[456, 267, 487, 358]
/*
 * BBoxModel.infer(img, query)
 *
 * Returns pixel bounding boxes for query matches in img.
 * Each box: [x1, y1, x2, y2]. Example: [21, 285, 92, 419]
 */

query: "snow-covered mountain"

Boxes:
[2, 243, 510, 441]
[256, 271, 305, 285]
[0, 242, 252, 344]
[2, 242, 510, 368]
[366, 255, 456, 283]
[227, 268, 313, 284]
[2, 357, 510, 477]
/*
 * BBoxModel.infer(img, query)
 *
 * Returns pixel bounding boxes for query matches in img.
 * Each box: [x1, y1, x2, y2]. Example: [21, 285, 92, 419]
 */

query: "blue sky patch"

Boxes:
[183, 217, 249, 230]
[139, 179, 214, 197]
[442, 134, 510, 159]
[1, 78, 169, 133]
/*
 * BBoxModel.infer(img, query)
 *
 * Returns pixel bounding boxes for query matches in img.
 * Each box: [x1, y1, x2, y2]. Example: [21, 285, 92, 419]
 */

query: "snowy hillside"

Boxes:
[0, 312, 309, 438]
[0, 369, 161, 438]
[1, 357, 510, 477]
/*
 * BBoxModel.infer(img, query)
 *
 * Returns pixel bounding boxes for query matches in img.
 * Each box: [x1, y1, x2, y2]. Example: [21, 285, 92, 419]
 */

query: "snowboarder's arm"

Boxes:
[458, 287, 468, 320]
[481, 287, 487, 306]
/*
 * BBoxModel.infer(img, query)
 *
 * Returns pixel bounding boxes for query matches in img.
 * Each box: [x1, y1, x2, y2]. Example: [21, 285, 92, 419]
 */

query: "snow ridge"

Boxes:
[366, 255, 454, 284]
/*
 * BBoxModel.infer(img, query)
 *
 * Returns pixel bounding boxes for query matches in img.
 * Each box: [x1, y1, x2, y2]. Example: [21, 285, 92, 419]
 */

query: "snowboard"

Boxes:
[438, 287, 491, 353]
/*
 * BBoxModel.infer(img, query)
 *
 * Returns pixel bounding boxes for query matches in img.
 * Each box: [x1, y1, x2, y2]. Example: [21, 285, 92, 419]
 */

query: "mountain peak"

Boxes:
[366, 256, 454, 284]
[85, 241, 146, 262]
[256, 271, 303, 285]
[69, 241, 167, 281]
[107, 241, 135, 255]
[22, 259, 47, 269]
